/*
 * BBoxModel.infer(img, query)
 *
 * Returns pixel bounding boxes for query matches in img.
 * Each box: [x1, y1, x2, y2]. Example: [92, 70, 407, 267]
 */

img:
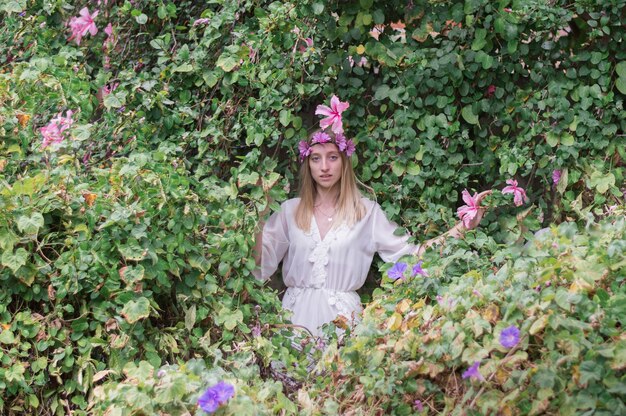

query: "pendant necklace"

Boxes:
[315, 206, 336, 222]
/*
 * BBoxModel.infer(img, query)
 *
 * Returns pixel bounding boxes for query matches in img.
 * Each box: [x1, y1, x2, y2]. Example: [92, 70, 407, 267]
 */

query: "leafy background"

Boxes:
[0, 0, 624, 414]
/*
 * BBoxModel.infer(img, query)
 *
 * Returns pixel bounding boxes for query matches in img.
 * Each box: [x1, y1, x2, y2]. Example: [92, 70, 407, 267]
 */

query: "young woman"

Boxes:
[254, 112, 487, 337]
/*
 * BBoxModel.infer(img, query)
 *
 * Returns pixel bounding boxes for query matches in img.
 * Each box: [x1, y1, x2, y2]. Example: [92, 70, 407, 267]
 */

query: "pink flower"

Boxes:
[304, 38, 313, 47]
[68, 8, 99, 46]
[104, 23, 113, 37]
[335, 133, 347, 151]
[457, 189, 480, 228]
[552, 169, 561, 186]
[102, 82, 119, 95]
[344, 139, 355, 157]
[311, 131, 331, 144]
[502, 179, 528, 206]
[315, 95, 350, 134]
[193, 18, 210, 26]
[40, 110, 74, 148]
[358, 56, 368, 67]
[347, 56, 355, 67]
[485, 84, 496, 98]
[298, 141, 311, 161]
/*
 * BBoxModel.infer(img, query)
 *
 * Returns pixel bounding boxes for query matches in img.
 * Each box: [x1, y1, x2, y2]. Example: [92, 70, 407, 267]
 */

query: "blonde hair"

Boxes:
[295, 131, 366, 231]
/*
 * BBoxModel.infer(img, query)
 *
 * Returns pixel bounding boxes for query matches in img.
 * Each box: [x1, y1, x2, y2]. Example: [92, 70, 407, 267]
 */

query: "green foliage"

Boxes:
[0, 0, 625, 414]
[302, 216, 626, 415]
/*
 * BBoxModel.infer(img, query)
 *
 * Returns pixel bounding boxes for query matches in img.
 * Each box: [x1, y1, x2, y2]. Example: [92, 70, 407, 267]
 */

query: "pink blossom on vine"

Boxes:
[502, 179, 528, 206]
[40, 110, 74, 148]
[68, 8, 99, 46]
[552, 169, 561, 186]
[457, 189, 480, 228]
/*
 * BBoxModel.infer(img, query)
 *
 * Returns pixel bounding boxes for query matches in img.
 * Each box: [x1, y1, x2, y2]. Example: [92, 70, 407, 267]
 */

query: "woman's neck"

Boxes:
[315, 187, 339, 207]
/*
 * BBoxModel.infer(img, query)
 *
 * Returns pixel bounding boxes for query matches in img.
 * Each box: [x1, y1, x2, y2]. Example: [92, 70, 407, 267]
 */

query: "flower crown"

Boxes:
[298, 95, 355, 162]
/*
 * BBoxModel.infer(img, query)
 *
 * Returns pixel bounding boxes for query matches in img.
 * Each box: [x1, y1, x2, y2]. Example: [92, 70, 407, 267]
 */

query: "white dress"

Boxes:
[256, 197, 418, 336]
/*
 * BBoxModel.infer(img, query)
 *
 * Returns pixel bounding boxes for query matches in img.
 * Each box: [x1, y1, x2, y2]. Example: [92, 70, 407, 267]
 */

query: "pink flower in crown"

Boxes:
[344, 139, 356, 157]
[104, 23, 113, 37]
[68, 8, 99, 45]
[298, 140, 312, 161]
[552, 169, 561, 186]
[457, 189, 480, 228]
[315, 95, 349, 134]
[311, 131, 331, 144]
[335, 133, 347, 151]
[502, 179, 528, 206]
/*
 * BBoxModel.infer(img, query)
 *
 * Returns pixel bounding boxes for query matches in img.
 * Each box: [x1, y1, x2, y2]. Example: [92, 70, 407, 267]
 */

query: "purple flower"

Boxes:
[462, 361, 484, 381]
[344, 139, 356, 157]
[193, 18, 211, 26]
[413, 399, 423, 411]
[387, 262, 407, 280]
[298, 140, 311, 161]
[311, 131, 331, 144]
[411, 261, 428, 277]
[335, 133, 347, 151]
[500, 325, 520, 348]
[198, 381, 235, 413]
[552, 169, 561, 186]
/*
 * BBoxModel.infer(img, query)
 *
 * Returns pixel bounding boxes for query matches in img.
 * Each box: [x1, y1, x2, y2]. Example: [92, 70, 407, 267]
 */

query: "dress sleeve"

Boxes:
[253, 206, 290, 281]
[371, 203, 419, 263]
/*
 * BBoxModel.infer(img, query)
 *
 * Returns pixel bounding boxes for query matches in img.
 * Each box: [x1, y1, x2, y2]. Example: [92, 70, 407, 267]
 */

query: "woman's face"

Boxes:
[308, 142, 343, 191]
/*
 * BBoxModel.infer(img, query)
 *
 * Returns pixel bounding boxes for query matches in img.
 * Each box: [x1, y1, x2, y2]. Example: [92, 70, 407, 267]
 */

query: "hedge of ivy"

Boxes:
[0, 0, 625, 414]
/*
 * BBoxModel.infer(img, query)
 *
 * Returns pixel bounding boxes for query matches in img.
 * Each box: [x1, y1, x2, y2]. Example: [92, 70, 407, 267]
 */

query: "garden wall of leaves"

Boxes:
[0, 0, 624, 414]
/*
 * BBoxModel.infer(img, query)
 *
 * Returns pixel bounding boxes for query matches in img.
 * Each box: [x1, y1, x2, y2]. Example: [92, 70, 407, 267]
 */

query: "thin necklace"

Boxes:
[315, 206, 336, 222]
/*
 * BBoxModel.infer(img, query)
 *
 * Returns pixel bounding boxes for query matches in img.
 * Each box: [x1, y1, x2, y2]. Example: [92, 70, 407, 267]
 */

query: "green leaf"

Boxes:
[375, 84, 390, 101]
[461, 105, 479, 125]
[0, 1, 23, 13]
[121, 297, 151, 324]
[17, 212, 44, 234]
[588, 171, 615, 194]
[561, 133, 575, 146]
[215, 307, 243, 330]
[279, 110, 291, 127]
[185, 305, 196, 331]
[1, 247, 28, 272]
[0, 329, 16, 344]
[173, 63, 193, 73]
[556, 168, 568, 194]
[135, 13, 148, 24]
[615, 77, 626, 95]
[312, 3, 324, 15]
[391, 161, 405, 176]
[118, 239, 146, 261]
[216, 54, 239, 72]
[616, 61, 626, 78]
[360, 0, 373, 8]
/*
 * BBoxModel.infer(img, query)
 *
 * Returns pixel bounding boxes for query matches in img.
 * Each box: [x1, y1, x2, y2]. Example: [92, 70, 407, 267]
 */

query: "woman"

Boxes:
[254, 101, 487, 337]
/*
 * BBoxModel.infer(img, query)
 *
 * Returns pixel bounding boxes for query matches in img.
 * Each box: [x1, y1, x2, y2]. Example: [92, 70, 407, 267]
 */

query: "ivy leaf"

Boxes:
[615, 77, 626, 95]
[17, 212, 44, 234]
[121, 297, 151, 324]
[616, 61, 626, 78]
[135, 13, 148, 25]
[215, 307, 243, 330]
[1, 247, 28, 272]
[216, 54, 239, 72]
[0, 329, 16, 344]
[461, 105, 479, 125]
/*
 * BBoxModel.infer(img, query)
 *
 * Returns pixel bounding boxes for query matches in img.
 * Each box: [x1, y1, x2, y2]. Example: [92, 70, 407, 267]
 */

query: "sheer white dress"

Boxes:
[255, 197, 418, 336]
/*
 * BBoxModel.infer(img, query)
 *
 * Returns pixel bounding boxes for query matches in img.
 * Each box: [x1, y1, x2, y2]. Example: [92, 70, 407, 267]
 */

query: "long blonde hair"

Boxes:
[295, 132, 366, 231]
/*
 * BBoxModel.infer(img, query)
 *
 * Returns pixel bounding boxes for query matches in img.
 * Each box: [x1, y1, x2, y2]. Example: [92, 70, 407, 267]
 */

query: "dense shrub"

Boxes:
[1, 0, 624, 414]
